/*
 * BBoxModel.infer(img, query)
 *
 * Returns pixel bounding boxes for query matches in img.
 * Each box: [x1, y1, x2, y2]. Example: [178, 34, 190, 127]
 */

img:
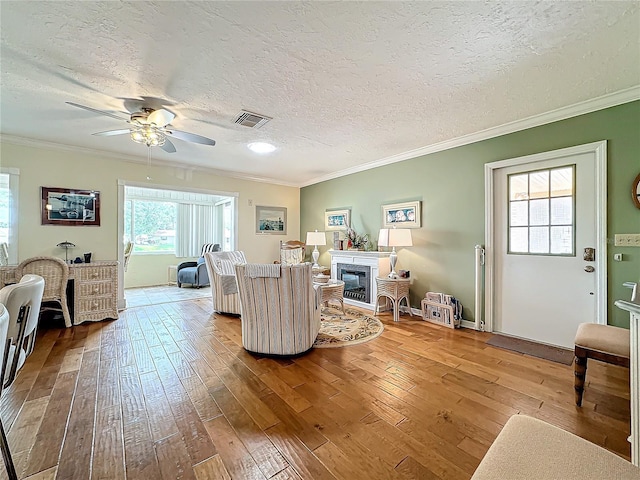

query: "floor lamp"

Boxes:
[378, 228, 413, 278]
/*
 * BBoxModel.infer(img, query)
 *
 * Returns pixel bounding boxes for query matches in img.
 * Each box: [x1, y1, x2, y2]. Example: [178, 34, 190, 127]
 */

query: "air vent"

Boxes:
[233, 110, 272, 129]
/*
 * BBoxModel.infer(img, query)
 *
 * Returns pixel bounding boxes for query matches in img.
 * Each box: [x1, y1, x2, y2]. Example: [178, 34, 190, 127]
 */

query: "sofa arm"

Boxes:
[177, 261, 197, 272]
[197, 263, 210, 285]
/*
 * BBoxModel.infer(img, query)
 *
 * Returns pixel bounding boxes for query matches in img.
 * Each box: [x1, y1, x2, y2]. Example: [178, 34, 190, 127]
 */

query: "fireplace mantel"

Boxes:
[328, 250, 391, 310]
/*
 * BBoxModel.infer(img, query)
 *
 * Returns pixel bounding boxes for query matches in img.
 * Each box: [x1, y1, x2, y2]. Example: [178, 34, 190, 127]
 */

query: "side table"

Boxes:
[314, 279, 345, 313]
[375, 277, 412, 322]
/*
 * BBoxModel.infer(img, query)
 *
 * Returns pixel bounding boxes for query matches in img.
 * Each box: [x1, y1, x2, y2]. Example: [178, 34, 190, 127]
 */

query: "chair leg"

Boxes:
[574, 351, 588, 407]
[0, 417, 17, 480]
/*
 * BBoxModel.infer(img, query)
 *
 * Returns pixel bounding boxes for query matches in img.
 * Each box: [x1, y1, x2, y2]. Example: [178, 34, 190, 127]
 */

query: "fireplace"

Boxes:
[329, 250, 390, 310]
[338, 263, 371, 304]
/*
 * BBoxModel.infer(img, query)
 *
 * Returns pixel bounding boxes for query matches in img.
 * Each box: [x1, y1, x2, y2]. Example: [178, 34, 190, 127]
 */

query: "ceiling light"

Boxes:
[248, 142, 276, 154]
[130, 124, 166, 147]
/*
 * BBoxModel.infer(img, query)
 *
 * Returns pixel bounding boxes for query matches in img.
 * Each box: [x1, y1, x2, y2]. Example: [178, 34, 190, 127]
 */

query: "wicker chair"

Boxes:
[15, 256, 71, 327]
[203, 251, 246, 315]
[123, 241, 133, 272]
[276, 240, 306, 265]
[235, 263, 321, 355]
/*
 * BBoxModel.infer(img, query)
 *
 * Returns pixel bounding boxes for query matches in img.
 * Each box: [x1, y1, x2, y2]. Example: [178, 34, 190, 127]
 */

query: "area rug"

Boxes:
[487, 334, 574, 365]
[314, 306, 384, 348]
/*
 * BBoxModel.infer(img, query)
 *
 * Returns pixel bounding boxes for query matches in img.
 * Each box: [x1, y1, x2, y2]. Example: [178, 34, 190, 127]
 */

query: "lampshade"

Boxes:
[306, 231, 326, 246]
[378, 228, 412, 247]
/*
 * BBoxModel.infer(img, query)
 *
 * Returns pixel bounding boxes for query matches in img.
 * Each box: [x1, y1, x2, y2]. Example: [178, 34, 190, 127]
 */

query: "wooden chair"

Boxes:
[574, 323, 630, 406]
[15, 256, 71, 327]
[277, 240, 306, 265]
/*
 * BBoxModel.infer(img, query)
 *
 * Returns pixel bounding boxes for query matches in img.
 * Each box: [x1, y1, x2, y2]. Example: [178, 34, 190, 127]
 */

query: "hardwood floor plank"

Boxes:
[155, 433, 198, 480]
[193, 454, 232, 480]
[92, 404, 126, 480]
[139, 370, 180, 442]
[204, 415, 267, 479]
[123, 418, 162, 479]
[23, 371, 78, 476]
[211, 386, 289, 478]
[265, 422, 338, 480]
[6, 396, 48, 454]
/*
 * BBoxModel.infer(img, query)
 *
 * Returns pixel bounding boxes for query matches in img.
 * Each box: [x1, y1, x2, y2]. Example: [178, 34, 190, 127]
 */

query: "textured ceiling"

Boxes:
[1, 1, 639, 186]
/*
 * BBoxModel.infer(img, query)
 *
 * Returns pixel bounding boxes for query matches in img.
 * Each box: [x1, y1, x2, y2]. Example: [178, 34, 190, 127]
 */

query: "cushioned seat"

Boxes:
[177, 243, 221, 288]
[235, 263, 320, 355]
[204, 250, 246, 315]
[574, 323, 630, 406]
[471, 415, 639, 480]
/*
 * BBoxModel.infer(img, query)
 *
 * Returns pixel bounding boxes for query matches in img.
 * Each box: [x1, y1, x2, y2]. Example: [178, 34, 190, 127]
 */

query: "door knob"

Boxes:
[584, 266, 595, 273]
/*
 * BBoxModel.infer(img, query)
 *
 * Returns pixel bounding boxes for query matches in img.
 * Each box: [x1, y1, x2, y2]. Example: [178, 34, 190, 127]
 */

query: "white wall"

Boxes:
[1, 141, 300, 288]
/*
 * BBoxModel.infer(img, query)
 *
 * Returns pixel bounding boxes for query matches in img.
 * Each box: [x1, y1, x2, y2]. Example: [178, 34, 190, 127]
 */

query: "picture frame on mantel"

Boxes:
[256, 205, 287, 234]
[382, 200, 421, 228]
[41, 186, 101, 226]
[325, 209, 350, 230]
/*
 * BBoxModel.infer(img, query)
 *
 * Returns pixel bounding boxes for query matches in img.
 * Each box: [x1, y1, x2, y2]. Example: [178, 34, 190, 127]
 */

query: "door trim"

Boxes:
[483, 141, 607, 332]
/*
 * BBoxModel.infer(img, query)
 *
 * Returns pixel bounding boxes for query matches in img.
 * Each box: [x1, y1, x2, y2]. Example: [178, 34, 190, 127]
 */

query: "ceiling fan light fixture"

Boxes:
[130, 124, 166, 147]
[248, 142, 276, 154]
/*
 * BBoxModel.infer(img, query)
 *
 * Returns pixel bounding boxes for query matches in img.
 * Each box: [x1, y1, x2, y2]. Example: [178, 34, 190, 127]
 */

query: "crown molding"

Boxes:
[0, 134, 299, 188]
[301, 86, 640, 187]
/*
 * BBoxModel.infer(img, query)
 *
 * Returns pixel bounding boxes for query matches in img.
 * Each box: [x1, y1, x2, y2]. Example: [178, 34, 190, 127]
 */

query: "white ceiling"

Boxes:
[1, 1, 639, 187]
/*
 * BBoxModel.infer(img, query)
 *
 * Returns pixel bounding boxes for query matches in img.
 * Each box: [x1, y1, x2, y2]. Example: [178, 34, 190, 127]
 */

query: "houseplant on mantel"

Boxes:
[345, 225, 369, 251]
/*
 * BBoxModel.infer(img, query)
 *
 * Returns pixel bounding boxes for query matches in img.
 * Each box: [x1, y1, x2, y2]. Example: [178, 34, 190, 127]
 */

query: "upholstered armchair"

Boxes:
[177, 243, 221, 288]
[204, 250, 246, 315]
[235, 263, 320, 355]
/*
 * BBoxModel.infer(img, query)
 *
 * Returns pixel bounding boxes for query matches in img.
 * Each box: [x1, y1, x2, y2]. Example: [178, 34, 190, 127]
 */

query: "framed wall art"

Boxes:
[256, 205, 287, 234]
[41, 186, 101, 226]
[325, 209, 350, 230]
[382, 200, 421, 228]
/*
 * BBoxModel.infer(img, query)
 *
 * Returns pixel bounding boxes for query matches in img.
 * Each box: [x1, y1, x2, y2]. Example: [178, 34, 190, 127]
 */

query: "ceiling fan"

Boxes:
[66, 101, 216, 153]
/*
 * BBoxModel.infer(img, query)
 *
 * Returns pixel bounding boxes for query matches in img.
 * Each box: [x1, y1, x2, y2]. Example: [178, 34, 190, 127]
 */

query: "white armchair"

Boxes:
[204, 251, 247, 315]
[235, 263, 320, 355]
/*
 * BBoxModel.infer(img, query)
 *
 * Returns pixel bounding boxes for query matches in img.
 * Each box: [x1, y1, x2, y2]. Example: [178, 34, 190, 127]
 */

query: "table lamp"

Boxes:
[56, 240, 76, 263]
[378, 228, 412, 278]
[305, 230, 326, 268]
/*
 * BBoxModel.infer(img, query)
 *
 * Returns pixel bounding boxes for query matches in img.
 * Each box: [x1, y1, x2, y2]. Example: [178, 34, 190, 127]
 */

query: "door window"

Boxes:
[508, 165, 575, 255]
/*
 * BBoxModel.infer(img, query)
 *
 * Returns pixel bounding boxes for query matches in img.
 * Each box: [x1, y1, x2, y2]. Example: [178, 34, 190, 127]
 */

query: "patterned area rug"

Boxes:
[314, 306, 384, 348]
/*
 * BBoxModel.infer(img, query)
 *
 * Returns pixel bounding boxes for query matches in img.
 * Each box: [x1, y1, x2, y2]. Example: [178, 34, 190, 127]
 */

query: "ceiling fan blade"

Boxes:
[92, 129, 130, 137]
[66, 101, 128, 121]
[167, 129, 216, 146]
[160, 138, 176, 153]
[147, 108, 175, 127]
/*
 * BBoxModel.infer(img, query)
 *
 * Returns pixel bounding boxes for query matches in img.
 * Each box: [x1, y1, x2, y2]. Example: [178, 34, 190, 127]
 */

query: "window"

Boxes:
[508, 165, 575, 255]
[0, 169, 19, 264]
[124, 186, 235, 256]
[125, 199, 177, 253]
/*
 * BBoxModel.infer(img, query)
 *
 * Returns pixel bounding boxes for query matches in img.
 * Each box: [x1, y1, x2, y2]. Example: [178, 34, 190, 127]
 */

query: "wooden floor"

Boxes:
[0, 298, 631, 479]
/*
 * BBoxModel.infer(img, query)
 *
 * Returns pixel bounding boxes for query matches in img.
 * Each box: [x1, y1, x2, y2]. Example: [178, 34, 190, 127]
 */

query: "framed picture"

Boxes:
[325, 209, 350, 230]
[256, 205, 287, 234]
[382, 201, 421, 228]
[41, 186, 101, 226]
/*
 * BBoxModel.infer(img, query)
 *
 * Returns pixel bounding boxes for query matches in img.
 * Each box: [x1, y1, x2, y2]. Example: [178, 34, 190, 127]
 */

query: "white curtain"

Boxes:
[175, 204, 216, 257]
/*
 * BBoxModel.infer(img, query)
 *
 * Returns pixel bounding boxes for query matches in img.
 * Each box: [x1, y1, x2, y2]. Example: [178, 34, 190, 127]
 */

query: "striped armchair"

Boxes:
[204, 251, 247, 315]
[235, 263, 321, 355]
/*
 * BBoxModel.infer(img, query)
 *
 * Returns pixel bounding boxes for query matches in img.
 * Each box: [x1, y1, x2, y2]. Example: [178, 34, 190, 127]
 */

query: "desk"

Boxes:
[314, 280, 345, 313]
[0, 261, 119, 326]
[375, 277, 412, 322]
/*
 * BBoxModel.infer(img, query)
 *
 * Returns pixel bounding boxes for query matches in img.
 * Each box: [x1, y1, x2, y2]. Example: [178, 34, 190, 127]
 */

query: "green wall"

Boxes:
[301, 101, 640, 328]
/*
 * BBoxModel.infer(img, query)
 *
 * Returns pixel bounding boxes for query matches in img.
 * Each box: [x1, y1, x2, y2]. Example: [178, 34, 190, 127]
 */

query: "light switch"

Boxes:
[614, 253, 623, 261]
[614, 234, 640, 247]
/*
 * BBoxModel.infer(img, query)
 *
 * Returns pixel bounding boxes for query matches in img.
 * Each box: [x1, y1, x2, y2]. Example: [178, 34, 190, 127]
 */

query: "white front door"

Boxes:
[487, 142, 606, 349]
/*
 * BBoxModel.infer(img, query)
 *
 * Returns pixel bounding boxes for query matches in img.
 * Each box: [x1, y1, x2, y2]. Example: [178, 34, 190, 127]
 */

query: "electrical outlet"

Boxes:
[248, 199, 253, 206]
[614, 234, 640, 247]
